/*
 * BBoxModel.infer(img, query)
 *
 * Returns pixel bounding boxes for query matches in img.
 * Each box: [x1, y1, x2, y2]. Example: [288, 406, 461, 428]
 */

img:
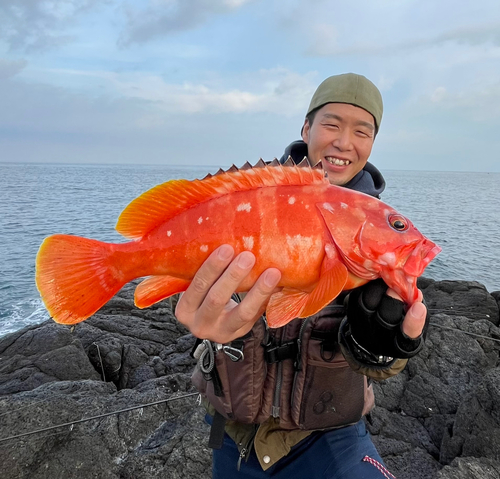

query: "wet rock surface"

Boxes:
[0, 279, 499, 478]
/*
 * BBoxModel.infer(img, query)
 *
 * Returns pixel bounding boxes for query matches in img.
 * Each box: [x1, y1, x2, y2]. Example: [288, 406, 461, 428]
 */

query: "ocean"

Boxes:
[1, 162, 499, 337]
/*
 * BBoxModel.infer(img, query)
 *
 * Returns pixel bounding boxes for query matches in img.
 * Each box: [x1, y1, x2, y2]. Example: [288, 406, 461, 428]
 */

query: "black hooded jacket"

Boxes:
[279, 140, 386, 198]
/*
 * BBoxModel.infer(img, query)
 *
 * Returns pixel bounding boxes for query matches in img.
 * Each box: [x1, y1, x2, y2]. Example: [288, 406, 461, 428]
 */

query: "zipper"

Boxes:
[237, 448, 247, 471]
[272, 361, 283, 418]
[295, 317, 310, 372]
[290, 317, 310, 413]
[271, 325, 285, 418]
[236, 426, 257, 471]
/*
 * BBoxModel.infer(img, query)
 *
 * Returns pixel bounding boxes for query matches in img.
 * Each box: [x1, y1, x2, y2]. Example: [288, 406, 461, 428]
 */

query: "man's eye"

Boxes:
[357, 130, 371, 137]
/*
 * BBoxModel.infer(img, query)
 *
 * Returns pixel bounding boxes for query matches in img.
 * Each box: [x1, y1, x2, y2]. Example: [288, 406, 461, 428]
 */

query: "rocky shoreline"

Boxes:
[1, 278, 499, 479]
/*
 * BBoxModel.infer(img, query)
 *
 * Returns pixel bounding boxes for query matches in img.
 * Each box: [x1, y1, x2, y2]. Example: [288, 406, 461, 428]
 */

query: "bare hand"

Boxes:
[174, 245, 282, 343]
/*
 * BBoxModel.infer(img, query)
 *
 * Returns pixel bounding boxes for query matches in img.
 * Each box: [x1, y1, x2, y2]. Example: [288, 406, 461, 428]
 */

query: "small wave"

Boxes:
[0, 298, 50, 338]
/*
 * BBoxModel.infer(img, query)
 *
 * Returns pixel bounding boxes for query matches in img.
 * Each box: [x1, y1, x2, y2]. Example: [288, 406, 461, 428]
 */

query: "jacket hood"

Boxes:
[279, 140, 385, 198]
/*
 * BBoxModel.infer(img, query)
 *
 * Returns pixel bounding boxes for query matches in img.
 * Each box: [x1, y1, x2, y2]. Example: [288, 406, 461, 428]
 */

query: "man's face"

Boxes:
[301, 103, 376, 186]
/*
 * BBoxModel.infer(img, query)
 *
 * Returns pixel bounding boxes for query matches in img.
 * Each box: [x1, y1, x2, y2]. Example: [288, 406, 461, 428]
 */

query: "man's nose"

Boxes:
[332, 129, 353, 150]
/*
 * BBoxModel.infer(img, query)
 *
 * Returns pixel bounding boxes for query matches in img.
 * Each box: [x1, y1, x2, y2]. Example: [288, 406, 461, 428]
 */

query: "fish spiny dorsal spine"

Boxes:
[115, 159, 328, 240]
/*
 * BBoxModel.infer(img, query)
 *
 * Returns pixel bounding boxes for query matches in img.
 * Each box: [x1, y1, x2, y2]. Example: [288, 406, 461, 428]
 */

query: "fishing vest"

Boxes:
[191, 300, 375, 432]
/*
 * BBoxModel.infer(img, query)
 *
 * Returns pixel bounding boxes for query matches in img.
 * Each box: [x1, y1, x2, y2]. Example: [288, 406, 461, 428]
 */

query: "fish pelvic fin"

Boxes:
[134, 275, 191, 309]
[35, 235, 127, 325]
[116, 161, 328, 240]
[266, 244, 348, 328]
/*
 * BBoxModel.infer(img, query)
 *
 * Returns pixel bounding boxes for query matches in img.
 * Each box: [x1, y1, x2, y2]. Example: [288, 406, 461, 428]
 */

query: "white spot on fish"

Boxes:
[200, 245, 208, 252]
[167, 231, 172, 237]
[363, 260, 374, 269]
[288, 197, 296, 204]
[243, 236, 254, 250]
[322, 202, 335, 213]
[206, 217, 209, 221]
[305, 205, 310, 209]
[379, 252, 396, 267]
[340, 203, 348, 209]
[198, 217, 203, 224]
[237, 202, 252, 212]
[286, 234, 314, 250]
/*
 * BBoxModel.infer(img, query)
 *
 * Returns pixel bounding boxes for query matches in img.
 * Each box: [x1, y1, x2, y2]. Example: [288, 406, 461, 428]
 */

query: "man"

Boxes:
[175, 73, 428, 478]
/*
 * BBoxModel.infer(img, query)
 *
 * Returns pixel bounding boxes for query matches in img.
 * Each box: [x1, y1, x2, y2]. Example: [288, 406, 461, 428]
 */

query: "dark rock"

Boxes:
[436, 457, 500, 478]
[492, 291, 500, 312]
[1, 278, 500, 478]
[440, 368, 500, 464]
[0, 378, 210, 479]
[365, 278, 500, 478]
[0, 323, 101, 395]
[419, 279, 499, 325]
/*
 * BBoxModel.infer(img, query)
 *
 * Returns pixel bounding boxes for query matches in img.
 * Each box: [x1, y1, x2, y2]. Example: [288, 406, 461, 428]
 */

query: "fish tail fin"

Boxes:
[36, 234, 128, 325]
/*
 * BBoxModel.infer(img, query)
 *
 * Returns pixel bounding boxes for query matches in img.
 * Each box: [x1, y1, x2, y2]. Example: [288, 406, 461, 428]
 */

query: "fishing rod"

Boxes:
[428, 308, 495, 318]
[429, 322, 500, 343]
[0, 391, 199, 445]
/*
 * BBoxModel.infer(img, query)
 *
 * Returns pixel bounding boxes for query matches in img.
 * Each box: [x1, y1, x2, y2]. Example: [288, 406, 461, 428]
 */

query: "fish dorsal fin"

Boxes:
[116, 160, 328, 240]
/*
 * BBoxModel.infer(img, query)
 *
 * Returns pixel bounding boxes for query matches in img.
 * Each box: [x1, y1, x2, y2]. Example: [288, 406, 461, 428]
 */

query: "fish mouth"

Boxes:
[382, 239, 442, 305]
[403, 239, 442, 277]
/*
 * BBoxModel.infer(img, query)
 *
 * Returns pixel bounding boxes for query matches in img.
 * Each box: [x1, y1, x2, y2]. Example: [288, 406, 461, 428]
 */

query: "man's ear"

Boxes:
[301, 118, 310, 143]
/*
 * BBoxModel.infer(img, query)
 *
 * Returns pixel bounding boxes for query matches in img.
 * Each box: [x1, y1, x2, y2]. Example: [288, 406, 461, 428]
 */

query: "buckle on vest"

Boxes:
[264, 340, 298, 364]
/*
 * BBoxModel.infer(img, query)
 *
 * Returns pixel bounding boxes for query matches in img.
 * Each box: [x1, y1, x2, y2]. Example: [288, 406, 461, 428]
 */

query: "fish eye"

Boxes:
[388, 214, 409, 231]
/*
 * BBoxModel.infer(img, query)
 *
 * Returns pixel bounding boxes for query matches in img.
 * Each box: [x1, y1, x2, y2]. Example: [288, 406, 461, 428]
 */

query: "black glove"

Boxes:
[341, 279, 429, 363]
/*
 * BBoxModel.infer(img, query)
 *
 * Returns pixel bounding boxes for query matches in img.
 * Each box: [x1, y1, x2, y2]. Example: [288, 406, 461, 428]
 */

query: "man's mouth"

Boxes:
[324, 157, 351, 166]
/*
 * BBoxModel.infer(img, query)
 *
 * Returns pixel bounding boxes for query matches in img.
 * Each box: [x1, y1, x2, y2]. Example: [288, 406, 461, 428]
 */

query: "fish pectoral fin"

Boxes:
[134, 275, 191, 309]
[266, 244, 348, 328]
[299, 259, 348, 318]
[266, 289, 310, 328]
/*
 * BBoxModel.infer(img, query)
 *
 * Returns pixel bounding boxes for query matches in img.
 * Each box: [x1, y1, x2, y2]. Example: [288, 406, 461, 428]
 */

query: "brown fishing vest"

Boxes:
[192, 301, 375, 431]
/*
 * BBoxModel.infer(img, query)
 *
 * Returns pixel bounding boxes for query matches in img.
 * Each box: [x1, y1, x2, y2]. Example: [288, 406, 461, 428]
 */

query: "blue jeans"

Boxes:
[212, 420, 395, 479]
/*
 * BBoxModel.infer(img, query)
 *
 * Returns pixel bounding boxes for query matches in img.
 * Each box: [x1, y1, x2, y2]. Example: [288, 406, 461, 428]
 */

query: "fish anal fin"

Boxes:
[135, 275, 191, 309]
[266, 244, 348, 327]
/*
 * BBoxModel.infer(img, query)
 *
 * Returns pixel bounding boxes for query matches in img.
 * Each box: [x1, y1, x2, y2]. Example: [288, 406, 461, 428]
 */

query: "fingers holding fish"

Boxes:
[175, 246, 265, 343]
[401, 300, 427, 339]
[227, 268, 282, 334]
[387, 287, 426, 339]
[344, 280, 429, 360]
[178, 245, 235, 315]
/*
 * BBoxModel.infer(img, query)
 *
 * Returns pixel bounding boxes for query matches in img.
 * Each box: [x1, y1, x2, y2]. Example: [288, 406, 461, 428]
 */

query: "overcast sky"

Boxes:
[1, 0, 500, 171]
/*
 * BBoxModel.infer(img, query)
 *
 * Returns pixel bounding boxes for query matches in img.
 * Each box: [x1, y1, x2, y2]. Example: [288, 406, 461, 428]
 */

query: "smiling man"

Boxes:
[175, 73, 428, 479]
[283, 73, 384, 190]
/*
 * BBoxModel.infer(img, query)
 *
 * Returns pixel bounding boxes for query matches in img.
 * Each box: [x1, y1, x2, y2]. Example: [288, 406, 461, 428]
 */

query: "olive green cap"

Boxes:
[306, 73, 383, 132]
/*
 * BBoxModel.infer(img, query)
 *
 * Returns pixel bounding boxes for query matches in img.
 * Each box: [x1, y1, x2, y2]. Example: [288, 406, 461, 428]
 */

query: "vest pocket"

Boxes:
[290, 321, 365, 430]
[191, 318, 268, 423]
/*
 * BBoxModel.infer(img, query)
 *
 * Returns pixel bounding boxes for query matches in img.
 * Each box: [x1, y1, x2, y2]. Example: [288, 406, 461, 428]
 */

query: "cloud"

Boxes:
[0, 0, 104, 52]
[306, 21, 500, 57]
[426, 82, 500, 121]
[0, 58, 27, 79]
[120, 0, 256, 45]
[0, 69, 305, 166]
[41, 66, 317, 115]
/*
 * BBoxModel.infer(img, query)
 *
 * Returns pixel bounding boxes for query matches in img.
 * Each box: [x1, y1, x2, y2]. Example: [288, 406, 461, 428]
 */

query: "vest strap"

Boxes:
[208, 410, 227, 449]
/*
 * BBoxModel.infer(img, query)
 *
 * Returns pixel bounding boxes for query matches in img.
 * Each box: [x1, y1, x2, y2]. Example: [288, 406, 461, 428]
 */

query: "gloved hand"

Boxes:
[343, 279, 429, 362]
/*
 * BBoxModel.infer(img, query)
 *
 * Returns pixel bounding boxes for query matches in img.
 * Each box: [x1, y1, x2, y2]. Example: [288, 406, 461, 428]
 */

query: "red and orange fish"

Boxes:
[35, 160, 441, 328]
